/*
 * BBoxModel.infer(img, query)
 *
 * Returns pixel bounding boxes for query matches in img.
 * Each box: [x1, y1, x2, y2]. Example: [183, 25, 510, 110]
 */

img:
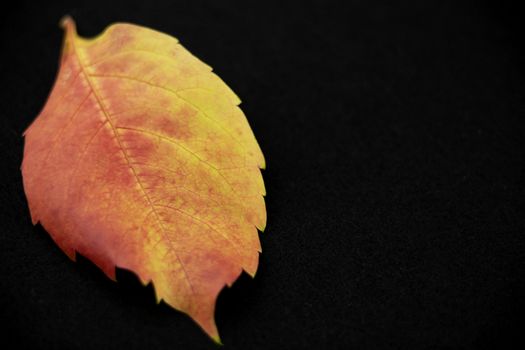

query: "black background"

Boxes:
[1, 1, 524, 349]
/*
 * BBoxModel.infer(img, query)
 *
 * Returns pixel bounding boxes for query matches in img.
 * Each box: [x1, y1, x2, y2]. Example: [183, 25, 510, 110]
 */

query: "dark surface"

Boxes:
[1, 0, 524, 349]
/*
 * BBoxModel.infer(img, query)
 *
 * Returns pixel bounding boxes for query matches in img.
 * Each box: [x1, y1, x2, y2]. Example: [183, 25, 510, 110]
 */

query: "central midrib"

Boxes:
[68, 38, 196, 295]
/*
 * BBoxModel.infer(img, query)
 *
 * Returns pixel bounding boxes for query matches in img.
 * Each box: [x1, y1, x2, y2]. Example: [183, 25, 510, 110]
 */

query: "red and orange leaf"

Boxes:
[21, 16, 266, 342]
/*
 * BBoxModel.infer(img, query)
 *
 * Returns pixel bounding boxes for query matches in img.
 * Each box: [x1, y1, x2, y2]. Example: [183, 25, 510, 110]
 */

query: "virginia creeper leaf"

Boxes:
[21, 16, 266, 342]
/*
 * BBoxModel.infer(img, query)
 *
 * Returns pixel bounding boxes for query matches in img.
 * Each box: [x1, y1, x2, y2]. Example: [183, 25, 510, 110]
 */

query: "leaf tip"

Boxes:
[210, 333, 223, 346]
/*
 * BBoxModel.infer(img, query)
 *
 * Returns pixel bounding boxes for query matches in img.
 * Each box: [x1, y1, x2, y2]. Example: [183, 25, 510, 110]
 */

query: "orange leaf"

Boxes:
[21, 16, 266, 342]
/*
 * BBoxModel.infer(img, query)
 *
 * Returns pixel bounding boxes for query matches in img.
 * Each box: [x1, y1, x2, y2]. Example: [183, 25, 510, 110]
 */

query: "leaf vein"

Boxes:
[89, 73, 247, 151]
[115, 126, 241, 199]
[70, 38, 196, 295]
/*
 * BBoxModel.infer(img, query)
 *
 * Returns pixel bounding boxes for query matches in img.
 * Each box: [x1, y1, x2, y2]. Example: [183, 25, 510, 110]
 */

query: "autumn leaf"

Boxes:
[21, 16, 266, 342]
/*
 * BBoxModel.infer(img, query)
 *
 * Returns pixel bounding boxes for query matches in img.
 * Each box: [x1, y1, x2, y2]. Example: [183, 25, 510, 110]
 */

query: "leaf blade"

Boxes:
[21, 16, 266, 342]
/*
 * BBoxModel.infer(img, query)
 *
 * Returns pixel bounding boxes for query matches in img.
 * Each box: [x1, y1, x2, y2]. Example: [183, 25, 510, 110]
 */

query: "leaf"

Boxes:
[21, 16, 266, 342]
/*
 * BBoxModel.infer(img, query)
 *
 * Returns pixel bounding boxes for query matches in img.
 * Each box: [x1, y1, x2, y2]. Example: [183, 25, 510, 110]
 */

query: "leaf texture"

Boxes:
[21, 16, 266, 342]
